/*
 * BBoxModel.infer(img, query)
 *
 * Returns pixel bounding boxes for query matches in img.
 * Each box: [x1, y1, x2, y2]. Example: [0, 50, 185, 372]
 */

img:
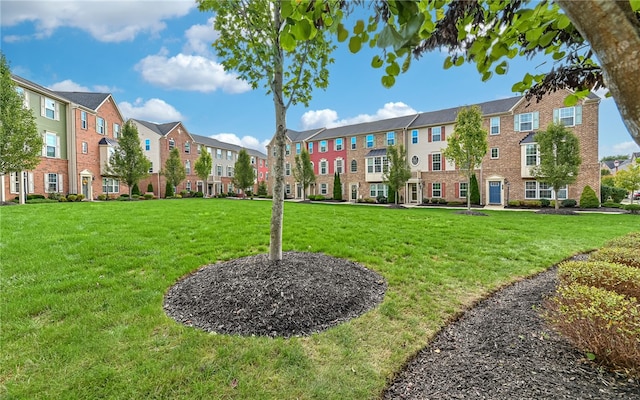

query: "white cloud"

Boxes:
[118, 98, 184, 122]
[135, 50, 251, 94]
[183, 17, 219, 56]
[1, 0, 195, 42]
[300, 102, 417, 130]
[48, 79, 90, 92]
[612, 141, 640, 154]
[210, 133, 270, 153]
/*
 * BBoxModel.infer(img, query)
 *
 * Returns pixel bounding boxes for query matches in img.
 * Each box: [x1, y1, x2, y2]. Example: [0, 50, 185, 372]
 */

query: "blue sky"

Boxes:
[2, 0, 638, 158]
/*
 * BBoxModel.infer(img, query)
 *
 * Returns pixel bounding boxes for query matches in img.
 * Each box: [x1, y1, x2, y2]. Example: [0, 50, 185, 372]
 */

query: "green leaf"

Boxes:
[495, 61, 508, 75]
[481, 70, 492, 81]
[385, 61, 400, 76]
[348, 36, 362, 53]
[454, 56, 464, 67]
[279, 31, 296, 52]
[556, 14, 572, 29]
[443, 56, 453, 70]
[525, 28, 542, 43]
[632, 0, 640, 11]
[381, 75, 396, 88]
[552, 51, 566, 61]
[354, 19, 365, 35]
[564, 94, 579, 106]
[377, 25, 402, 49]
[291, 18, 313, 40]
[371, 55, 383, 69]
[280, 0, 294, 19]
[337, 24, 348, 42]
[538, 31, 556, 47]
[586, 352, 596, 361]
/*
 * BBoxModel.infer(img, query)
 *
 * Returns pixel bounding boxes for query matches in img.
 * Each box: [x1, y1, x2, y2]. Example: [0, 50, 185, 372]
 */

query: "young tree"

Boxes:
[163, 148, 185, 198]
[105, 121, 151, 198]
[531, 123, 582, 210]
[382, 145, 411, 205]
[469, 174, 480, 206]
[233, 149, 255, 197]
[333, 172, 342, 200]
[443, 106, 488, 211]
[194, 147, 213, 197]
[614, 160, 640, 204]
[257, 180, 268, 197]
[198, 0, 339, 261]
[0, 53, 42, 204]
[293, 149, 315, 201]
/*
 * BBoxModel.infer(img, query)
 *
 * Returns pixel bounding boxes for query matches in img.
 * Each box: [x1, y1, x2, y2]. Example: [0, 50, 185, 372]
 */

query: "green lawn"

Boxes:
[1, 199, 637, 399]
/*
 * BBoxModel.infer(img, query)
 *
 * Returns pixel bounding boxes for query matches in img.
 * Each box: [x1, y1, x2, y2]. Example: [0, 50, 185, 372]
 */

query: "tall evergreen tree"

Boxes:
[333, 172, 342, 200]
[105, 121, 151, 197]
[163, 148, 185, 198]
[293, 149, 315, 201]
[382, 145, 411, 205]
[194, 146, 213, 196]
[532, 123, 582, 210]
[233, 149, 255, 197]
[0, 53, 42, 204]
[469, 174, 480, 205]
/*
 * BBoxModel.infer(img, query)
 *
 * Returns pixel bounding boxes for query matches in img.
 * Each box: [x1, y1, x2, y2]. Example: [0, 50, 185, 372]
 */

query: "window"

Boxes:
[411, 155, 419, 166]
[411, 130, 418, 144]
[387, 132, 395, 146]
[286, 144, 291, 156]
[320, 183, 328, 195]
[97, 117, 105, 134]
[432, 183, 442, 197]
[491, 148, 499, 159]
[81, 111, 87, 129]
[525, 144, 539, 166]
[260, 159, 264, 167]
[197, 145, 202, 155]
[216, 149, 222, 159]
[186, 181, 192, 191]
[490, 117, 500, 135]
[251, 156, 255, 165]
[308, 142, 313, 154]
[185, 160, 191, 175]
[335, 158, 343, 174]
[113, 123, 120, 139]
[369, 183, 388, 198]
[149, 162, 153, 173]
[285, 162, 291, 176]
[432, 153, 442, 171]
[16, 87, 29, 108]
[459, 182, 468, 198]
[227, 150, 232, 160]
[431, 127, 442, 142]
[351, 137, 357, 150]
[227, 166, 234, 177]
[102, 178, 119, 193]
[145, 139, 150, 151]
[82, 141, 88, 154]
[228, 183, 234, 192]
[525, 181, 568, 199]
[350, 159, 357, 172]
[43, 97, 57, 120]
[320, 140, 327, 152]
[539, 182, 552, 199]
[554, 106, 582, 126]
[320, 159, 328, 175]
[514, 112, 539, 131]
[285, 184, 291, 195]
[185, 142, 191, 154]
[335, 138, 343, 151]
[46, 173, 60, 192]
[10, 172, 19, 193]
[295, 143, 301, 154]
[216, 165, 223, 176]
[45, 132, 58, 158]
[366, 134, 374, 148]
[366, 156, 388, 173]
[169, 138, 175, 150]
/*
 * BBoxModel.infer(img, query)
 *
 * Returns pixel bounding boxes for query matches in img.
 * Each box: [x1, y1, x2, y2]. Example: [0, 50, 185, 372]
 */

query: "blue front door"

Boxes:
[489, 181, 501, 204]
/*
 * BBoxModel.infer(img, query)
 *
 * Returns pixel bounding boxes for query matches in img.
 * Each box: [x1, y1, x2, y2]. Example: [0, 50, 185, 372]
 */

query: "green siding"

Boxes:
[26, 90, 68, 160]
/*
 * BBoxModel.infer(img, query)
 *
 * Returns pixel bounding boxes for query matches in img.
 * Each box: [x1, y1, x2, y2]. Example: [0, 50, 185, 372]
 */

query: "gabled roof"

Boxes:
[191, 133, 267, 158]
[286, 128, 324, 142]
[313, 114, 419, 140]
[410, 96, 522, 128]
[98, 137, 118, 146]
[53, 91, 110, 111]
[12, 74, 70, 103]
[365, 148, 387, 157]
[131, 119, 181, 136]
[519, 132, 537, 144]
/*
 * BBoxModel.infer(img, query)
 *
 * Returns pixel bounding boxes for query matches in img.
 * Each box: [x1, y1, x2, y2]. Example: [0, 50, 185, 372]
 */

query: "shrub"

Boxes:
[376, 195, 387, 204]
[624, 204, 640, 214]
[67, 194, 77, 202]
[447, 201, 465, 206]
[544, 284, 640, 377]
[470, 174, 480, 205]
[540, 198, 550, 207]
[194, 191, 204, 198]
[47, 192, 62, 201]
[26, 198, 57, 204]
[601, 201, 621, 208]
[601, 185, 627, 203]
[27, 194, 45, 200]
[132, 195, 140, 199]
[257, 181, 268, 197]
[606, 232, 640, 249]
[132, 183, 141, 196]
[422, 198, 430, 204]
[558, 260, 640, 300]
[143, 193, 154, 200]
[507, 200, 521, 207]
[97, 194, 107, 201]
[523, 200, 542, 208]
[175, 194, 182, 199]
[165, 182, 174, 198]
[120, 193, 129, 198]
[590, 247, 640, 269]
[180, 190, 190, 198]
[58, 196, 67, 202]
[561, 199, 577, 208]
[579, 185, 600, 208]
[75, 194, 84, 201]
[147, 183, 154, 193]
[438, 198, 447, 204]
[227, 191, 236, 197]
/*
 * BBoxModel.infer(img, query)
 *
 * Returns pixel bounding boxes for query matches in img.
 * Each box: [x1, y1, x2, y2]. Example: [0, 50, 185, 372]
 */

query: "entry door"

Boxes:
[350, 184, 358, 201]
[297, 184, 302, 199]
[489, 181, 501, 204]
[409, 183, 418, 203]
[81, 176, 90, 199]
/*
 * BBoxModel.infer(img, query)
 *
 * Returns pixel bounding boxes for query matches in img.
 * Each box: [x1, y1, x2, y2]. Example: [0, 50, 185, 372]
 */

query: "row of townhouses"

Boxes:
[1, 75, 268, 202]
[268, 89, 600, 206]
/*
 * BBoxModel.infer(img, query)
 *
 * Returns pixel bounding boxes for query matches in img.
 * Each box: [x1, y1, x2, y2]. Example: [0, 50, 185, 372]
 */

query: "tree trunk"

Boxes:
[466, 176, 471, 211]
[557, 0, 640, 147]
[18, 171, 25, 205]
[269, 2, 286, 262]
[554, 189, 560, 210]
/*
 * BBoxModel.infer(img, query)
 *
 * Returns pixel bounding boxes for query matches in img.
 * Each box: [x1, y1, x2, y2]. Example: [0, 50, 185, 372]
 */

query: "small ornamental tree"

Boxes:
[233, 149, 255, 196]
[382, 145, 411, 205]
[443, 106, 488, 211]
[579, 185, 600, 208]
[615, 159, 640, 204]
[0, 53, 43, 204]
[257, 180, 268, 197]
[333, 172, 342, 200]
[293, 149, 315, 201]
[470, 174, 480, 205]
[165, 181, 174, 198]
[532, 123, 582, 210]
[194, 146, 213, 197]
[163, 148, 185, 198]
[106, 121, 151, 198]
[147, 182, 154, 193]
[131, 183, 141, 196]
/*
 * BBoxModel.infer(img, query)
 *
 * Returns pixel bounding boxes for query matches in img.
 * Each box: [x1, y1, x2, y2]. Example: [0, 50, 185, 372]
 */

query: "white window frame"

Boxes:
[185, 160, 191, 175]
[525, 144, 539, 166]
[169, 138, 175, 150]
[82, 141, 88, 154]
[81, 111, 87, 129]
[490, 148, 499, 159]
[411, 130, 418, 144]
[369, 183, 388, 198]
[554, 106, 582, 127]
[335, 138, 343, 151]
[44, 132, 59, 158]
[286, 144, 291, 156]
[308, 142, 313, 154]
[216, 149, 222, 159]
[285, 162, 291, 176]
[227, 166, 234, 177]
[113, 123, 120, 139]
[432, 182, 442, 198]
[227, 150, 232, 160]
[432, 153, 442, 171]
[431, 127, 442, 142]
[515, 112, 539, 132]
[320, 183, 328, 195]
[350, 159, 357, 173]
[459, 182, 468, 198]
[320, 159, 328, 175]
[490, 117, 500, 135]
[335, 158, 343, 174]
[295, 143, 301, 154]
[366, 135, 374, 148]
[186, 181, 192, 191]
[96, 117, 105, 135]
[350, 137, 357, 150]
[216, 165, 223, 176]
[320, 140, 328, 153]
[185, 142, 191, 154]
[386, 132, 395, 146]
[43, 97, 57, 120]
[102, 177, 119, 194]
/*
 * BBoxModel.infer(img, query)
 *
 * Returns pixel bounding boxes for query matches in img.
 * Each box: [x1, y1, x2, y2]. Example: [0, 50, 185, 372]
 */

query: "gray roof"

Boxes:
[131, 119, 180, 136]
[98, 137, 118, 146]
[12, 74, 70, 103]
[410, 96, 522, 128]
[53, 91, 110, 110]
[286, 128, 324, 142]
[191, 133, 267, 159]
[365, 148, 387, 157]
[313, 114, 419, 140]
[519, 132, 537, 144]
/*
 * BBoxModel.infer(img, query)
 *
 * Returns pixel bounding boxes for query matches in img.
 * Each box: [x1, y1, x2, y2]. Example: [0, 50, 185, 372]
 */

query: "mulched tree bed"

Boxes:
[163, 251, 386, 337]
[383, 261, 640, 400]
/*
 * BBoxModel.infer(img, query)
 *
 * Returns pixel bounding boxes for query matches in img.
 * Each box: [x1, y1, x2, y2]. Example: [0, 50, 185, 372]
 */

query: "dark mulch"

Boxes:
[454, 210, 489, 216]
[163, 251, 386, 337]
[383, 262, 640, 400]
[536, 208, 579, 215]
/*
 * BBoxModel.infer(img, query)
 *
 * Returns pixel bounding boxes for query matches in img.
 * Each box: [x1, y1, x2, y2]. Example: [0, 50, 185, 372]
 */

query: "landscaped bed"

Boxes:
[1, 199, 638, 399]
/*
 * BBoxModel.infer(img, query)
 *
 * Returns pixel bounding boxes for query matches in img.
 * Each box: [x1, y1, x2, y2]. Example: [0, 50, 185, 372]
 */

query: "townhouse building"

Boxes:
[268, 89, 600, 206]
